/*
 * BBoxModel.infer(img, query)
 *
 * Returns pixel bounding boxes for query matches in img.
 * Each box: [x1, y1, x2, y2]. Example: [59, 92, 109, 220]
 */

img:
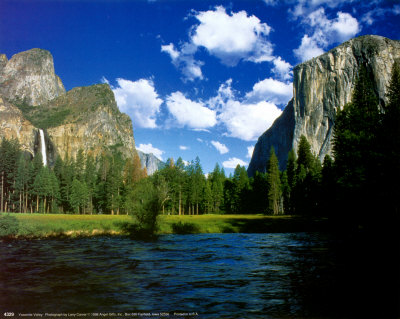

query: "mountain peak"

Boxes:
[0, 48, 65, 106]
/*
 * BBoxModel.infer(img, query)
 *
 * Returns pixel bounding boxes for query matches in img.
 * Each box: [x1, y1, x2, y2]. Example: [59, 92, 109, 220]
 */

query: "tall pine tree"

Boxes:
[0, 138, 21, 212]
[381, 61, 400, 217]
[266, 147, 281, 215]
[333, 65, 380, 224]
[209, 163, 225, 213]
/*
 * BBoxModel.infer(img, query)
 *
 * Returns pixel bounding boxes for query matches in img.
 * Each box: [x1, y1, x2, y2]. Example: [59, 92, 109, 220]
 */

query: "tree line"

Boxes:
[1, 62, 399, 222]
[0, 146, 147, 215]
[0, 136, 319, 216]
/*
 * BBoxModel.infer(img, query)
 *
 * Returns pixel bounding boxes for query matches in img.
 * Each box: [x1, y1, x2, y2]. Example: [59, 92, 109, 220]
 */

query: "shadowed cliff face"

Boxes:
[248, 35, 400, 176]
[248, 99, 295, 174]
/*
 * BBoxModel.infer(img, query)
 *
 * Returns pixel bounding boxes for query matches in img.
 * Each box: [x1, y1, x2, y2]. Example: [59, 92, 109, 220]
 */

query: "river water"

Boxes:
[0, 233, 397, 318]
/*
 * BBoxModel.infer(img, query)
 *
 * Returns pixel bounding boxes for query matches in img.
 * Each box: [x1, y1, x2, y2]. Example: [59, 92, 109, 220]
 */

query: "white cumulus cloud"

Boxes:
[179, 145, 189, 150]
[294, 35, 325, 62]
[272, 57, 293, 81]
[166, 91, 217, 129]
[331, 11, 361, 42]
[218, 99, 282, 141]
[245, 77, 293, 105]
[294, 8, 360, 62]
[161, 43, 180, 60]
[222, 157, 248, 169]
[160, 78, 285, 142]
[211, 140, 229, 154]
[137, 143, 165, 161]
[191, 6, 273, 66]
[162, 6, 297, 82]
[161, 42, 204, 82]
[208, 79, 283, 141]
[112, 78, 163, 128]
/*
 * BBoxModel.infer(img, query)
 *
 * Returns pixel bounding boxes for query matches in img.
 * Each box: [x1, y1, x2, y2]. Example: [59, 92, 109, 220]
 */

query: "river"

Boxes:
[0, 233, 397, 318]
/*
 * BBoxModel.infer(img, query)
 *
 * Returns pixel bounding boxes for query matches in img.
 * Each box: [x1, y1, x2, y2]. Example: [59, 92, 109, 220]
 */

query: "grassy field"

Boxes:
[1, 213, 130, 238]
[1, 213, 329, 239]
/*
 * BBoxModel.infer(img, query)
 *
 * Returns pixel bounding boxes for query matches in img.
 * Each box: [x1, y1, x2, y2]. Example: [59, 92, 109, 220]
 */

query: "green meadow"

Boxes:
[1, 213, 329, 239]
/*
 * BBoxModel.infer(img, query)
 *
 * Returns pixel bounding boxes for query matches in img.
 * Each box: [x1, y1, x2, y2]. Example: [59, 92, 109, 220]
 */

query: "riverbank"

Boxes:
[0, 213, 330, 239]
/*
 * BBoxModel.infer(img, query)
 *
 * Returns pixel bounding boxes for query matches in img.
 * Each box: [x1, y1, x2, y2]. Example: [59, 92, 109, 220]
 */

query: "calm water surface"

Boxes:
[0, 233, 382, 318]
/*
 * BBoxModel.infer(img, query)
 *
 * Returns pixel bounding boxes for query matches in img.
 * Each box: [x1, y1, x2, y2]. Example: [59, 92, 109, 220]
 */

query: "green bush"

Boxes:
[125, 179, 162, 239]
[0, 214, 20, 238]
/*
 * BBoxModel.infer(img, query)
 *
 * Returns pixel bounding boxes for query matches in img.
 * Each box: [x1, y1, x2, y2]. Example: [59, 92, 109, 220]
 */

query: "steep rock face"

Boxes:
[33, 129, 57, 166]
[137, 150, 164, 175]
[0, 54, 7, 72]
[44, 84, 136, 160]
[0, 95, 37, 155]
[248, 99, 295, 174]
[0, 95, 57, 165]
[1, 83, 136, 163]
[0, 48, 65, 106]
[0, 48, 136, 164]
[248, 35, 400, 176]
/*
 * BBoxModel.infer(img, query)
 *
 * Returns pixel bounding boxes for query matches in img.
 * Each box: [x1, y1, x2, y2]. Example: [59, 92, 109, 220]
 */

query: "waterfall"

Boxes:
[39, 129, 47, 166]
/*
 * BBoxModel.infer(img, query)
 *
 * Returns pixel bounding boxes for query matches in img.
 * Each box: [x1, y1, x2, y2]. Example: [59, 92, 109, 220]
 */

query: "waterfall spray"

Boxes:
[39, 129, 47, 166]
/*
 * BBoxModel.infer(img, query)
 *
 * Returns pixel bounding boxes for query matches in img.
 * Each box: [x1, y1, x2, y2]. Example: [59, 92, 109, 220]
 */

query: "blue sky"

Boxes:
[1, 0, 399, 175]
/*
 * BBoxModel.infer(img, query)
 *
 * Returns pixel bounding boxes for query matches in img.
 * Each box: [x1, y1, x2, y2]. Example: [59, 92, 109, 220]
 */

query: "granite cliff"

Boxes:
[0, 48, 136, 165]
[137, 150, 164, 175]
[0, 48, 65, 106]
[0, 95, 36, 155]
[33, 84, 137, 161]
[248, 35, 400, 176]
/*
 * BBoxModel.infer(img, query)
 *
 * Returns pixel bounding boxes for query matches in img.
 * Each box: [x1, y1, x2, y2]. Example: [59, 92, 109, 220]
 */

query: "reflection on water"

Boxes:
[0, 233, 396, 318]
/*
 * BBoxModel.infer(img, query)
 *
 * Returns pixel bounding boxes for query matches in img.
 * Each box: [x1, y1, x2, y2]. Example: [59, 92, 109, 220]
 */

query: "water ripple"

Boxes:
[0, 232, 346, 317]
